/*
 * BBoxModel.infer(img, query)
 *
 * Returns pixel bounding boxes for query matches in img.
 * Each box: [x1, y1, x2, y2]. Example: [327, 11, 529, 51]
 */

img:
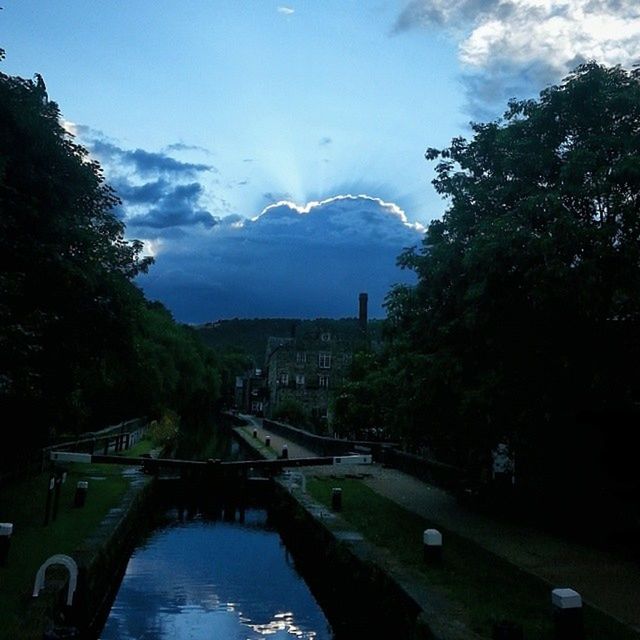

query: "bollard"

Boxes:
[282, 444, 289, 459]
[552, 588, 583, 640]
[74, 481, 88, 508]
[331, 487, 342, 511]
[265, 436, 271, 447]
[423, 528, 443, 564]
[252, 429, 258, 438]
[0, 523, 13, 567]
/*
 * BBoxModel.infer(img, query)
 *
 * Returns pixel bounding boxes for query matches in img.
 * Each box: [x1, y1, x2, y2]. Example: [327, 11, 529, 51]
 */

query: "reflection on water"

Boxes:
[100, 509, 332, 639]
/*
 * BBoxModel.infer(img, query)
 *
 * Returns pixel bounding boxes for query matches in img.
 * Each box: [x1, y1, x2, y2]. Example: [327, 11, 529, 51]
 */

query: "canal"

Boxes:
[100, 509, 332, 639]
[98, 420, 334, 639]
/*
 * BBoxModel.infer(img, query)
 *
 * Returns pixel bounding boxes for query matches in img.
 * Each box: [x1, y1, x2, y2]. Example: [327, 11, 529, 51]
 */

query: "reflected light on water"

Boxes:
[246, 610, 316, 638]
[100, 511, 331, 640]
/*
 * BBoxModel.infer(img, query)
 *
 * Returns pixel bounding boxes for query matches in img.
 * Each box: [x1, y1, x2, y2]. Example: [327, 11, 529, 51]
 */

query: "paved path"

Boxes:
[249, 417, 640, 632]
[239, 414, 317, 459]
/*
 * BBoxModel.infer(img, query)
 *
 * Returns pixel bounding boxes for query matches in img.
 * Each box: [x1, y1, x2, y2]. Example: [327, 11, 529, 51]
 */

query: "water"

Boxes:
[100, 509, 333, 640]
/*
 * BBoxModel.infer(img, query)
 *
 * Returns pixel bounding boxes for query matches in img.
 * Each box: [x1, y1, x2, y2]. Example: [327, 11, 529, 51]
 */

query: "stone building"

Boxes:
[264, 294, 369, 429]
[234, 368, 267, 415]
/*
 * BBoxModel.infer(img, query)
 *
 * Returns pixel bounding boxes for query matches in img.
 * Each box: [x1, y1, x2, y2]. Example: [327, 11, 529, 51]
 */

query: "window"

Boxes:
[279, 372, 289, 385]
[342, 352, 353, 365]
[296, 351, 307, 364]
[318, 352, 331, 369]
[321, 332, 331, 342]
[318, 375, 330, 388]
[296, 374, 305, 386]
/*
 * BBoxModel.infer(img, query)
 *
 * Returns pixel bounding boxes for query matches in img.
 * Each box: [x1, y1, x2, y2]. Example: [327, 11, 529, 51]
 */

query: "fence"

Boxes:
[261, 417, 465, 491]
[262, 418, 395, 460]
[0, 418, 148, 489]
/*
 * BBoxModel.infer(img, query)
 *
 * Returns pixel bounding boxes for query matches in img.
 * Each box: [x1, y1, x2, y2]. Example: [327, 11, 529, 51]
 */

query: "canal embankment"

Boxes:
[0, 436, 159, 640]
[237, 417, 640, 639]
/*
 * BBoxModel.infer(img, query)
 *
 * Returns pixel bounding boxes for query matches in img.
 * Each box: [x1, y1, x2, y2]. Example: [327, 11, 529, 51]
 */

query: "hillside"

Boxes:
[196, 318, 384, 367]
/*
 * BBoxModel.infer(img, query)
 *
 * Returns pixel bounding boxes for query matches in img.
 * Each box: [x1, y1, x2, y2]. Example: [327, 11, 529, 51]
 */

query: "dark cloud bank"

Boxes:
[134, 196, 423, 323]
[76, 129, 423, 323]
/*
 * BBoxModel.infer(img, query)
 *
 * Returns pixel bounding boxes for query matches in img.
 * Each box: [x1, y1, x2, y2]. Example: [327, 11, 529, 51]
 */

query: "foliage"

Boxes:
[272, 397, 308, 427]
[343, 64, 640, 512]
[146, 410, 180, 447]
[0, 62, 227, 464]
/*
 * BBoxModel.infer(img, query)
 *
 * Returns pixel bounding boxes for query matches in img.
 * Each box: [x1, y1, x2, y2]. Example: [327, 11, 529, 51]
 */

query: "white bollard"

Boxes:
[423, 528, 442, 563]
[551, 588, 583, 640]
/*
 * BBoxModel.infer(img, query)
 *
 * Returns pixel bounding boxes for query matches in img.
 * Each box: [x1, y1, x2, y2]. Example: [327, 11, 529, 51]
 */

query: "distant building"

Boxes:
[234, 368, 267, 416]
[264, 294, 370, 429]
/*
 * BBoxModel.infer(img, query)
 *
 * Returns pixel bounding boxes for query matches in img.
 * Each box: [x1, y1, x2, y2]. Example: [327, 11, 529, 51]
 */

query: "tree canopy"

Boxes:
[339, 63, 640, 518]
[0, 62, 236, 465]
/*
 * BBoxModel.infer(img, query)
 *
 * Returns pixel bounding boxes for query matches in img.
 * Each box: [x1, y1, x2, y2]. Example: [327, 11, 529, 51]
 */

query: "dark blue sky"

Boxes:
[133, 195, 423, 322]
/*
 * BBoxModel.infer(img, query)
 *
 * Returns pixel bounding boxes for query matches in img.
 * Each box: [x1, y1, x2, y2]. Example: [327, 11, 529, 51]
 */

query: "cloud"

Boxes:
[394, 0, 640, 116]
[76, 127, 217, 230]
[128, 183, 217, 229]
[164, 142, 214, 155]
[112, 178, 169, 204]
[277, 6, 295, 15]
[136, 195, 424, 322]
[91, 140, 214, 177]
[263, 190, 294, 203]
[77, 126, 215, 177]
[319, 136, 332, 146]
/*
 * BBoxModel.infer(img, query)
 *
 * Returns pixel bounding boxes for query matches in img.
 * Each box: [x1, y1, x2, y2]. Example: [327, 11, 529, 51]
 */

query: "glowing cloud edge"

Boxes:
[251, 194, 426, 233]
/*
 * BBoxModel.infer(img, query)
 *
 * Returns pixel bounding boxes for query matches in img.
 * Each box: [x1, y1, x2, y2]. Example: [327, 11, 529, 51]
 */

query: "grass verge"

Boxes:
[0, 437, 155, 639]
[307, 476, 638, 640]
[236, 426, 278, 459]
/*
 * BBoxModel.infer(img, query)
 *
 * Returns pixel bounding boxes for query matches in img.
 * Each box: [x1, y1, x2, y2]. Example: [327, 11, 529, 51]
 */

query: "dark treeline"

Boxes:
[197, 318, 384, 367]
[336, 63, 640, 529]
[0, 53, 240, 463]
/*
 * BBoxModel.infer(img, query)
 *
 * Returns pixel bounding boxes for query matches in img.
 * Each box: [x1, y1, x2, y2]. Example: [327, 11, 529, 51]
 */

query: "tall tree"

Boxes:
[385, 63, 640, 511]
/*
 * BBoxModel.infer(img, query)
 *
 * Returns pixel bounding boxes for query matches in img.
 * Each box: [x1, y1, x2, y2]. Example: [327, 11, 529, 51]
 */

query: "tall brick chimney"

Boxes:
[358, 292, 368, 332]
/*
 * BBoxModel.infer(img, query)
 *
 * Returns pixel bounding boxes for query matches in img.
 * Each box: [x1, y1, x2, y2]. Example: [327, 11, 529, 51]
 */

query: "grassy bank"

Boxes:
[307, 476, 637, 640]
[0, 438, 155, 640]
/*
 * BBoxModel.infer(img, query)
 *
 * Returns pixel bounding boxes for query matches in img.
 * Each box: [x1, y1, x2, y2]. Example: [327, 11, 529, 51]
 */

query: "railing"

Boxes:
[261, 417, 465, 490]
[0, 417, 147, 488]
[262, 418, 395, 459]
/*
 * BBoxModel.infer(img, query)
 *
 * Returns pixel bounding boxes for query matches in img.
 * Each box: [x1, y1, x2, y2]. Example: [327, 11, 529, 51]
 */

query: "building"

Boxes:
[264, 294, 370, 429]
[234, 368, 267, 415]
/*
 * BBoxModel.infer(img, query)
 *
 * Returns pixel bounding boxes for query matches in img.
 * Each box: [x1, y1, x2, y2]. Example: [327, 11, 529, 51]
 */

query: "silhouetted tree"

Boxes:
[0, 61, 225, 463]
[381, 63, 640, 520]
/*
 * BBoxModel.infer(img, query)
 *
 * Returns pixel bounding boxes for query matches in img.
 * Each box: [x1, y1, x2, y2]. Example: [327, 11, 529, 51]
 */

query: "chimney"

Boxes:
[358, 293, 368, 332]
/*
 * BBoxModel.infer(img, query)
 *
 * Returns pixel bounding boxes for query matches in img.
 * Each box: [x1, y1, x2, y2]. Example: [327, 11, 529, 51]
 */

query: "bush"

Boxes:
[146, 411, 179, 446]
[272, 398, 308, 427]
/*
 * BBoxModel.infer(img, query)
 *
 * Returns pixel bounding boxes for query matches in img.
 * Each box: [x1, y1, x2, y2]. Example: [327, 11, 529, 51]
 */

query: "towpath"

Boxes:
[242, 415, 640, 632]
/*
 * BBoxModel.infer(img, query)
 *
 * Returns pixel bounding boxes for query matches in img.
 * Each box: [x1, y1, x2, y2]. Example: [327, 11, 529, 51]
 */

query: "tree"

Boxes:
[0, 61, 223, 462]
[385, 63, 640, 514]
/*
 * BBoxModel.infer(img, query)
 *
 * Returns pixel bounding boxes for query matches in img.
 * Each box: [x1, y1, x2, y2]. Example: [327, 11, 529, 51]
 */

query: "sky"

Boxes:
[2, 1, 639, 322]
